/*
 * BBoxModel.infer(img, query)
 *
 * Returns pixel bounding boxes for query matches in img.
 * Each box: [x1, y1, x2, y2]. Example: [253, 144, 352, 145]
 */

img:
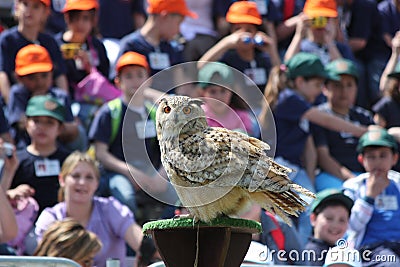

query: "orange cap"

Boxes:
[226, 1, 262, 25]
[303, 0, 338, 18]
[147, 0, 197, 18]
[116, 52, 149, 73]
[15, 44, 53, 76]
[62, 0, 99, 12]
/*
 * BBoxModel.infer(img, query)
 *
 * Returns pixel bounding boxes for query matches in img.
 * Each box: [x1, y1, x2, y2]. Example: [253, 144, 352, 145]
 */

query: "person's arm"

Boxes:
[379, 31, 400, 91]
[373, 113, 387, 128]
[302, 135, 317, 181]
[283, 15, 308, 62]
[0, 71, 11, 103]
[275, 14, 303, 42]
[324, 19, 342, 61]
[124, 223, 144, 254]
[58, 121, 79, 143]
[0, 186, 17, 243]
[304, 107, 367, 137]
[0, 142, 19, 191]
[317, 146, 355, 181]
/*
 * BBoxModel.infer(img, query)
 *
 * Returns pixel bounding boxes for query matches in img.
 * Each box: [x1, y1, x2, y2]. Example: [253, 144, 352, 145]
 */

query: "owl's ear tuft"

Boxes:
[158, 97, 168, 105]
[190, 98, 204, 107]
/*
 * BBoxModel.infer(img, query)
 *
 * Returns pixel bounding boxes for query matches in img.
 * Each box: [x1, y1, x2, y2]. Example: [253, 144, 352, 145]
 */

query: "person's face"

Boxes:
[311, 205, 349, 245]
[202, 85, 233, 115]
[297, 77, 325, 103]
[65, 10, 95, 39]
[360, 147, 398, 175]
[160, 13, 184, 40]
[231, 23, 258, 35]
[324, 75, 357, 110]
[15, 0, 48, 27]
[26, 116, 61, 145]
[18, 72, 53, 93]
[61, 162, 99, 203]
[115, 65, 148, 98]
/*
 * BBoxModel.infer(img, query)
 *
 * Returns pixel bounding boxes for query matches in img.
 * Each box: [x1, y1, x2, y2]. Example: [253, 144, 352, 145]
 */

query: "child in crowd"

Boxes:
[7, 44, 85, 151]
[35, 151, 144, 267]
[56, 0, 110, 128]
[199, 1, 280, 113]
[343, 128, 400, 264]
[312, 59, 374, 192]
[0, 0, 68, 102]
[262, 52, 367, 245]
[305, 189, 354, 266]
[198, 62, 256, 136]
[117, 0, 197, 94]
[34, 218, 102, 267]
[88, 51, 177, 224]
[9, 95, 70, 215]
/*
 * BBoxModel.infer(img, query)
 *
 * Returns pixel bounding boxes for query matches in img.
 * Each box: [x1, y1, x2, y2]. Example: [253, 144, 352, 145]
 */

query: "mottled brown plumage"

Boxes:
[156, 96, 315, 224]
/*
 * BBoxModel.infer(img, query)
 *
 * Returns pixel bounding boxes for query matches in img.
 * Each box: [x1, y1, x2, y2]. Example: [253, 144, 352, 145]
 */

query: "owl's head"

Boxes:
[156, 96, 207, 140]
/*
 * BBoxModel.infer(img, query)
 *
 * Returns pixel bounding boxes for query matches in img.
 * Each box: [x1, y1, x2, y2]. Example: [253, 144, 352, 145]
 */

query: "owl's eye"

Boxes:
[182, 107, 191, 114]
[163, 106, 171, 113]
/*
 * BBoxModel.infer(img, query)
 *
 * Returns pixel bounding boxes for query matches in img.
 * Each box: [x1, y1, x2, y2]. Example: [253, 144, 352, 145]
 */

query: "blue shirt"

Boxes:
[378, 0, 400, 59]
[300, 40, 355, 65]
[0, 27, 67, 85]
[274, 88, 311, 165]
[312, 103, 373, 172]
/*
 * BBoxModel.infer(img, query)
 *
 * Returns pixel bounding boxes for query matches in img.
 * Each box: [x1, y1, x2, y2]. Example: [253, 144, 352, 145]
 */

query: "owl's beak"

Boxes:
[173, 113, 179, 124]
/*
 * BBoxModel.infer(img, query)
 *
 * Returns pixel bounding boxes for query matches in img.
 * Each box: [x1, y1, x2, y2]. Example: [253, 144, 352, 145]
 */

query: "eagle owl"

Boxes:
[156, 96, 315, 224]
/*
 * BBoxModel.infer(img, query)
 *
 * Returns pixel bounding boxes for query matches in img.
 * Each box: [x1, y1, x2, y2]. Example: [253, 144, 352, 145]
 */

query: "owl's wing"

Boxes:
[165, 127, 293, 191]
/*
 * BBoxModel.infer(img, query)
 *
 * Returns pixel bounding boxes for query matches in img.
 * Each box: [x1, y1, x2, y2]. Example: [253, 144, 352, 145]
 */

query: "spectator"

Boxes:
[265, 52, 367, 245]
[35, 151, 144, 267]
[343, 128, 400, 264]
[117, 0, 197, 94]
[88, 51, 177, 224]
[284, 0, 354, 65]
[305, 189, 354, 266]
[180, 0, 232, 62]
[312, 59, 374, 192]
[34, 218, 102, 267]
[198, 62, 256, 136]
[199, 1, 281, 114]
[7, 44, 84, 151]
[9, 95, 70, 218]
[55, 0, 110, 130]
[0, 0, 68, 103]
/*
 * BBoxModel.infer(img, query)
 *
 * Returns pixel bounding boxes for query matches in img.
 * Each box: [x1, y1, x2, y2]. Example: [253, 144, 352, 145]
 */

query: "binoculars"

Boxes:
[242, 36, 264, 46]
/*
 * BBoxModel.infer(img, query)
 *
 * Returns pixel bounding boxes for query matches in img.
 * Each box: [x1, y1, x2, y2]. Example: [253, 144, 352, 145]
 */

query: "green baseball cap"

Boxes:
[387, 62, 400, 79]
[310, 189, 354, 213]
[357, 128, 398, 153]
[325, 58, 359, 81]
[198, 62, 234, 88]
[285, 52, 328, 80]
[26, 95, 65, 122]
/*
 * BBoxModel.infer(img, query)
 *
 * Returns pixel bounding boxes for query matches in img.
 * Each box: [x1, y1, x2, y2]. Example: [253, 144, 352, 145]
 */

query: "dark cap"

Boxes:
[387, 62, 400, 79]
[310, 188, 354, 213]
[325, 58, 359, 81]
[357, 128, 398, 153]
[26, 95, 65, 122]
[285, 52, 328, 80]
[198, 62, 234, 88]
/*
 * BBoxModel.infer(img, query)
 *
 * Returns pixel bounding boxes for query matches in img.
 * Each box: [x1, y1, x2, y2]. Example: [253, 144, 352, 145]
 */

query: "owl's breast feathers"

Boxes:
[160, 127, 315, 224]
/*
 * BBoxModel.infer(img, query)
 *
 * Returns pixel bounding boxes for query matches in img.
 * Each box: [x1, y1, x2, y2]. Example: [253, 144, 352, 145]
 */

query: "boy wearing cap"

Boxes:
[7, 44, 83, 151]
[9, 95, 70, 217]
[89, 51, 177, 224]
[312, 59, 374, 192]
[284, 0, 354, 65]
[117, 0, 196, 94]
[0, 0, 68, 102]
[198, 0, 280, 111]
[343, 129, 400, 263]
[305, 189, 354, 266]
[272, 52, 367, 245]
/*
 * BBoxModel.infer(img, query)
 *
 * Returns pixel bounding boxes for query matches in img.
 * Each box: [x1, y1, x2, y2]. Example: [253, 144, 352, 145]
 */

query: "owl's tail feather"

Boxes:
[290, 183, 316, 199]
[250, 189, 314, 226]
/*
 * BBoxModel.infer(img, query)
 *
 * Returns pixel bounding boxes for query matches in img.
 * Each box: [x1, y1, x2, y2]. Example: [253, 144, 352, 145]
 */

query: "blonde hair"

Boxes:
[58, 151, 100, 202]
[34, 218, 102, 264]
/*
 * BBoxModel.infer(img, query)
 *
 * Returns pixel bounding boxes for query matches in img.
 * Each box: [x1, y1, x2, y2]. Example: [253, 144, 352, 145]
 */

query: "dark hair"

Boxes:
[313, 199, 351, 217]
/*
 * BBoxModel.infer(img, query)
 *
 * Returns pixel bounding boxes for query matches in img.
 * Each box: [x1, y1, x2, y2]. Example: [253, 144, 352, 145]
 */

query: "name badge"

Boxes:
[244, 68, 267, 86]
[34, 159, 61, 177]
[375, 195, 398, 210]
[149, 52, 170, 69]
[135, 120, 157, 139]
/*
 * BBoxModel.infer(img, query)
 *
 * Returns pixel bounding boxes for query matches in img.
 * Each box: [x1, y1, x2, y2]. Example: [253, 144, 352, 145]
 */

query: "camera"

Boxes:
[2, 142, 14, 158]
[60, 43, 82, 59]
[242, 36, 264, 46]
[311, 16, 328, 28]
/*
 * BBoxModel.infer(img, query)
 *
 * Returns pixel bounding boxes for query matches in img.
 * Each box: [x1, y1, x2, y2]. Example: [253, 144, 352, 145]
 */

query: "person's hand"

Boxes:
[392, 31, 400, 54]
[75, 49, 92, 73]
[254, 31, 277, 52]
[295, 13, 310, 38]
[6, 184, 35, 207]
[365, 170, 390, 198]
[324, 19, 337, 45]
